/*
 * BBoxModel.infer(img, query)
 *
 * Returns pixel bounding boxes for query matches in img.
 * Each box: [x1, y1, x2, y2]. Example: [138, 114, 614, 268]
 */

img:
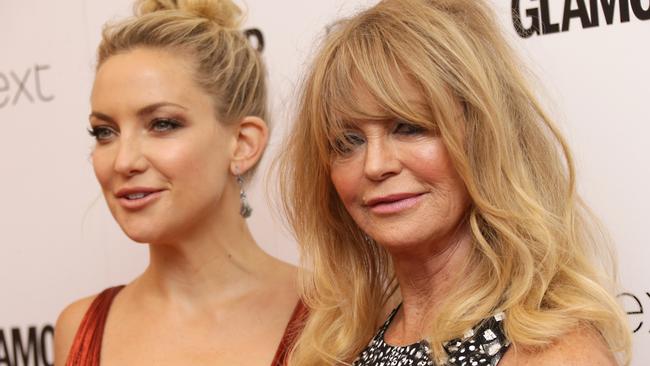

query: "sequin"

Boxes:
[353, 305, 511, 366]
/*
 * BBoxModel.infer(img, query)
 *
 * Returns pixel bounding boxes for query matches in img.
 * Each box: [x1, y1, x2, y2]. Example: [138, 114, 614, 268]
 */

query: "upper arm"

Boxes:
[54, 296, 96, 366]
[500, 326, 618, 366]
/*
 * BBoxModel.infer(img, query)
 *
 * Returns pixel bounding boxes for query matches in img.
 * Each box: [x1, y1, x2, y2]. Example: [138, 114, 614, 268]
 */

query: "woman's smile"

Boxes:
[365, 192, 427, 215]
[115, 187, 166, 211]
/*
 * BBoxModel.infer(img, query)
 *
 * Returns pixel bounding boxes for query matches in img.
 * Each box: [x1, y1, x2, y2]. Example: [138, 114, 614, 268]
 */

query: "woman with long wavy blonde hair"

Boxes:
[279, 0, 632, 364]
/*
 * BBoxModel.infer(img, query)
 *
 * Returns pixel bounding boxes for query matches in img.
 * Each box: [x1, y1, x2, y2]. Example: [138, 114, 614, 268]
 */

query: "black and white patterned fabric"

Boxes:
[353, 305, 510, 366]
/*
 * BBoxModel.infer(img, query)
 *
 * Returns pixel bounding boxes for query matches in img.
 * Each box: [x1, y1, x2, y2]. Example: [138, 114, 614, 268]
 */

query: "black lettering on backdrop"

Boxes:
[512, 0, 648, 37]
[33, 65, 54, 102]
[540, 0, 561, 34]
[618, 291, 648, 333]
[562, 0, 595, 31]
[10, 70, 34, 105]
[11, 328, 37, 366]
[0, 330, 9, 365]
[512, 0, 538, 37]
[243, 28, 264, 52]
[0, 64, 54, 109]
[631, 0, 650, 19]
[599, 0, 631, 25]
[0, 325, 53, 366]
[39, 326, 53, 366]
[0, 73, 9, 108]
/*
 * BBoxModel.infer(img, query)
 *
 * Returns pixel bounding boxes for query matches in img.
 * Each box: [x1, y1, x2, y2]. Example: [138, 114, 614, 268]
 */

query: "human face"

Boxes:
[329, 83, 471, 255]
[89, 47, 236, 244]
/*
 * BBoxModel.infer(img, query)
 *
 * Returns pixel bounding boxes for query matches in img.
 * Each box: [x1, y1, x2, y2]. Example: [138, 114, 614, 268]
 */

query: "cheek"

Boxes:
[151, 128, 221, 173]
[91, 148, 114, 189]
[409, 141, 470, 209]
[406, 140, 457, 184]
[330, 160, 362, 205]
[153, 135, 231, 200]
[154, 143, 201, 178]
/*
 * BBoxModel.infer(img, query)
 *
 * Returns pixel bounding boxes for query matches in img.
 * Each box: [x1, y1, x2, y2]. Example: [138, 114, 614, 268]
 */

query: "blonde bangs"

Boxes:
[316, 15, 445, 155]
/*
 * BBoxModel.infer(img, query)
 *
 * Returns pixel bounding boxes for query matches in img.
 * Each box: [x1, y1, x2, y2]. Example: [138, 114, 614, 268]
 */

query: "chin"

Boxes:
[122, 228, 162, 244]
[111, 208, 173, 244]
[375, 236, 423, 251]
[124, 233, 153, 244]
[117, 219, 171, 244]
[370, 227, 443, 252]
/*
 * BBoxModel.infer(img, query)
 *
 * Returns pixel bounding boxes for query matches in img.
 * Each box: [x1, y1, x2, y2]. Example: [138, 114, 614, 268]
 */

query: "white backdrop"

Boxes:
[0, 0, 647, 365]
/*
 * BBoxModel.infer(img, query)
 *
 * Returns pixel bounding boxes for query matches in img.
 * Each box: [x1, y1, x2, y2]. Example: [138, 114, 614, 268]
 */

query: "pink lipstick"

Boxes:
[366, 192, 425, 215]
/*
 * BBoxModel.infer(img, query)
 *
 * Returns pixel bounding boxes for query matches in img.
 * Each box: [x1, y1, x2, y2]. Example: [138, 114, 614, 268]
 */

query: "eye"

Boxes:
[150, 118, 182, 132]
[334, 131, 366, 155]
[394, 120, 425, 135]
[88, 126, 117, 142]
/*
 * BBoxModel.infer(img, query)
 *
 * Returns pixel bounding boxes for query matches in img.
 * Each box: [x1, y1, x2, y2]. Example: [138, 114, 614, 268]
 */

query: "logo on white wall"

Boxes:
[244, 28, 264, 52]
[512, 0, 650, 37]
[0, 325, 53, 366]
[619, 291, 650, 334]
[0, 64, 54, 109]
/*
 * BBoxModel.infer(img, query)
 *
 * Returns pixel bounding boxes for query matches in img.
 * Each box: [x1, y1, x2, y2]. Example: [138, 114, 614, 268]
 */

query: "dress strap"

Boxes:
[377, 303, 402, 336]
[66, 285, 125, 366]
[271, 300, 309, 366]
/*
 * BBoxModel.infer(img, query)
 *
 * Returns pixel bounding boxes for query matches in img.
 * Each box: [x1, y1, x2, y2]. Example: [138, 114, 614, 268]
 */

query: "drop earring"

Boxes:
[236, 173, 253, 218]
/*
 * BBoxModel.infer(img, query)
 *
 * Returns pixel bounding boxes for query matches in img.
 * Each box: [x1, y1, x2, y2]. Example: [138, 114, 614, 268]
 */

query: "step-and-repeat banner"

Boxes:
[1, 0, 648, 364]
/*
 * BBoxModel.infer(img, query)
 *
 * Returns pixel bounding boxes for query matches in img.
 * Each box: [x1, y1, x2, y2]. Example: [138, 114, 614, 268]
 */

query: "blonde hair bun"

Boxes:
[135, 0, 243, 29]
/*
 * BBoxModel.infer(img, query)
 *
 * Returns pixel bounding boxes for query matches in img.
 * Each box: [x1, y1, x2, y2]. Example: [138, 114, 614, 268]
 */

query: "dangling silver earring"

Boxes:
[236, 173, 253, 218]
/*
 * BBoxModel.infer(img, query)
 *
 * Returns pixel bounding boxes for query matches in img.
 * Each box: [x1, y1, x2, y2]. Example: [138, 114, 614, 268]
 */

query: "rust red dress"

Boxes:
[65, 286, 307, 366]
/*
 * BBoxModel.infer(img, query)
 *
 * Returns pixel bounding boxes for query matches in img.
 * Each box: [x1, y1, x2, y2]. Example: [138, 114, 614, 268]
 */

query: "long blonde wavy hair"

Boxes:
[97, 0, 268, 176]
[278, 0, 632, 364]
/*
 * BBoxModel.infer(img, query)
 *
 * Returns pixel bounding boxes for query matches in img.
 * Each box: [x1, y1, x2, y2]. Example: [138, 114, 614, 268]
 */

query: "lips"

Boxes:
[365, 192, 425, 215]
[115, 187, 165, 210]
[124, 192, 149, 200]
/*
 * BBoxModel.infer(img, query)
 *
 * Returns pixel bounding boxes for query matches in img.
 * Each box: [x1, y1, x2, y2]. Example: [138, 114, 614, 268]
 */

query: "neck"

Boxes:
[388, 223, 472, 341]
[134, 189, 276, 308]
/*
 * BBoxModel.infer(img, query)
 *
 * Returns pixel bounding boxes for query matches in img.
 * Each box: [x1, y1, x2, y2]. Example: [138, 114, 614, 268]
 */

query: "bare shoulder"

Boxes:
[500, 326, 617, 366]
[54, 295, 97, 366]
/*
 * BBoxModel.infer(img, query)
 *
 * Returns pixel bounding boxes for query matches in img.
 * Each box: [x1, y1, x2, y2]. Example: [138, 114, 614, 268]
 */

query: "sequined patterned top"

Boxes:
[353, 305, 510, 366]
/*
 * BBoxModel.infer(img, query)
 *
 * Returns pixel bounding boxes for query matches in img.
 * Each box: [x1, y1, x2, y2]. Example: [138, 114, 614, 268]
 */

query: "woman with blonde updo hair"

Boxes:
[54, 1, 304, 365]
[280, 0, 632, 365]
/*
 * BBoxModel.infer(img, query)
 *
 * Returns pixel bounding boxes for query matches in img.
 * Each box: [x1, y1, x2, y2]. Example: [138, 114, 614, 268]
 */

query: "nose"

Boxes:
[113, 133, 148, 177]
[363, 138, 401, 181]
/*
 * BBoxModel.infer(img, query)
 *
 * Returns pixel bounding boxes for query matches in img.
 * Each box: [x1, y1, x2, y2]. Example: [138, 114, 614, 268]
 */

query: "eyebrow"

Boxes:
[89, 102, 188, 122]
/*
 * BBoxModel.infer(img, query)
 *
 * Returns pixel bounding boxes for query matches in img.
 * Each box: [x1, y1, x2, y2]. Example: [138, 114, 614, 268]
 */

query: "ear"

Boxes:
[229, 116, 269, 175]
